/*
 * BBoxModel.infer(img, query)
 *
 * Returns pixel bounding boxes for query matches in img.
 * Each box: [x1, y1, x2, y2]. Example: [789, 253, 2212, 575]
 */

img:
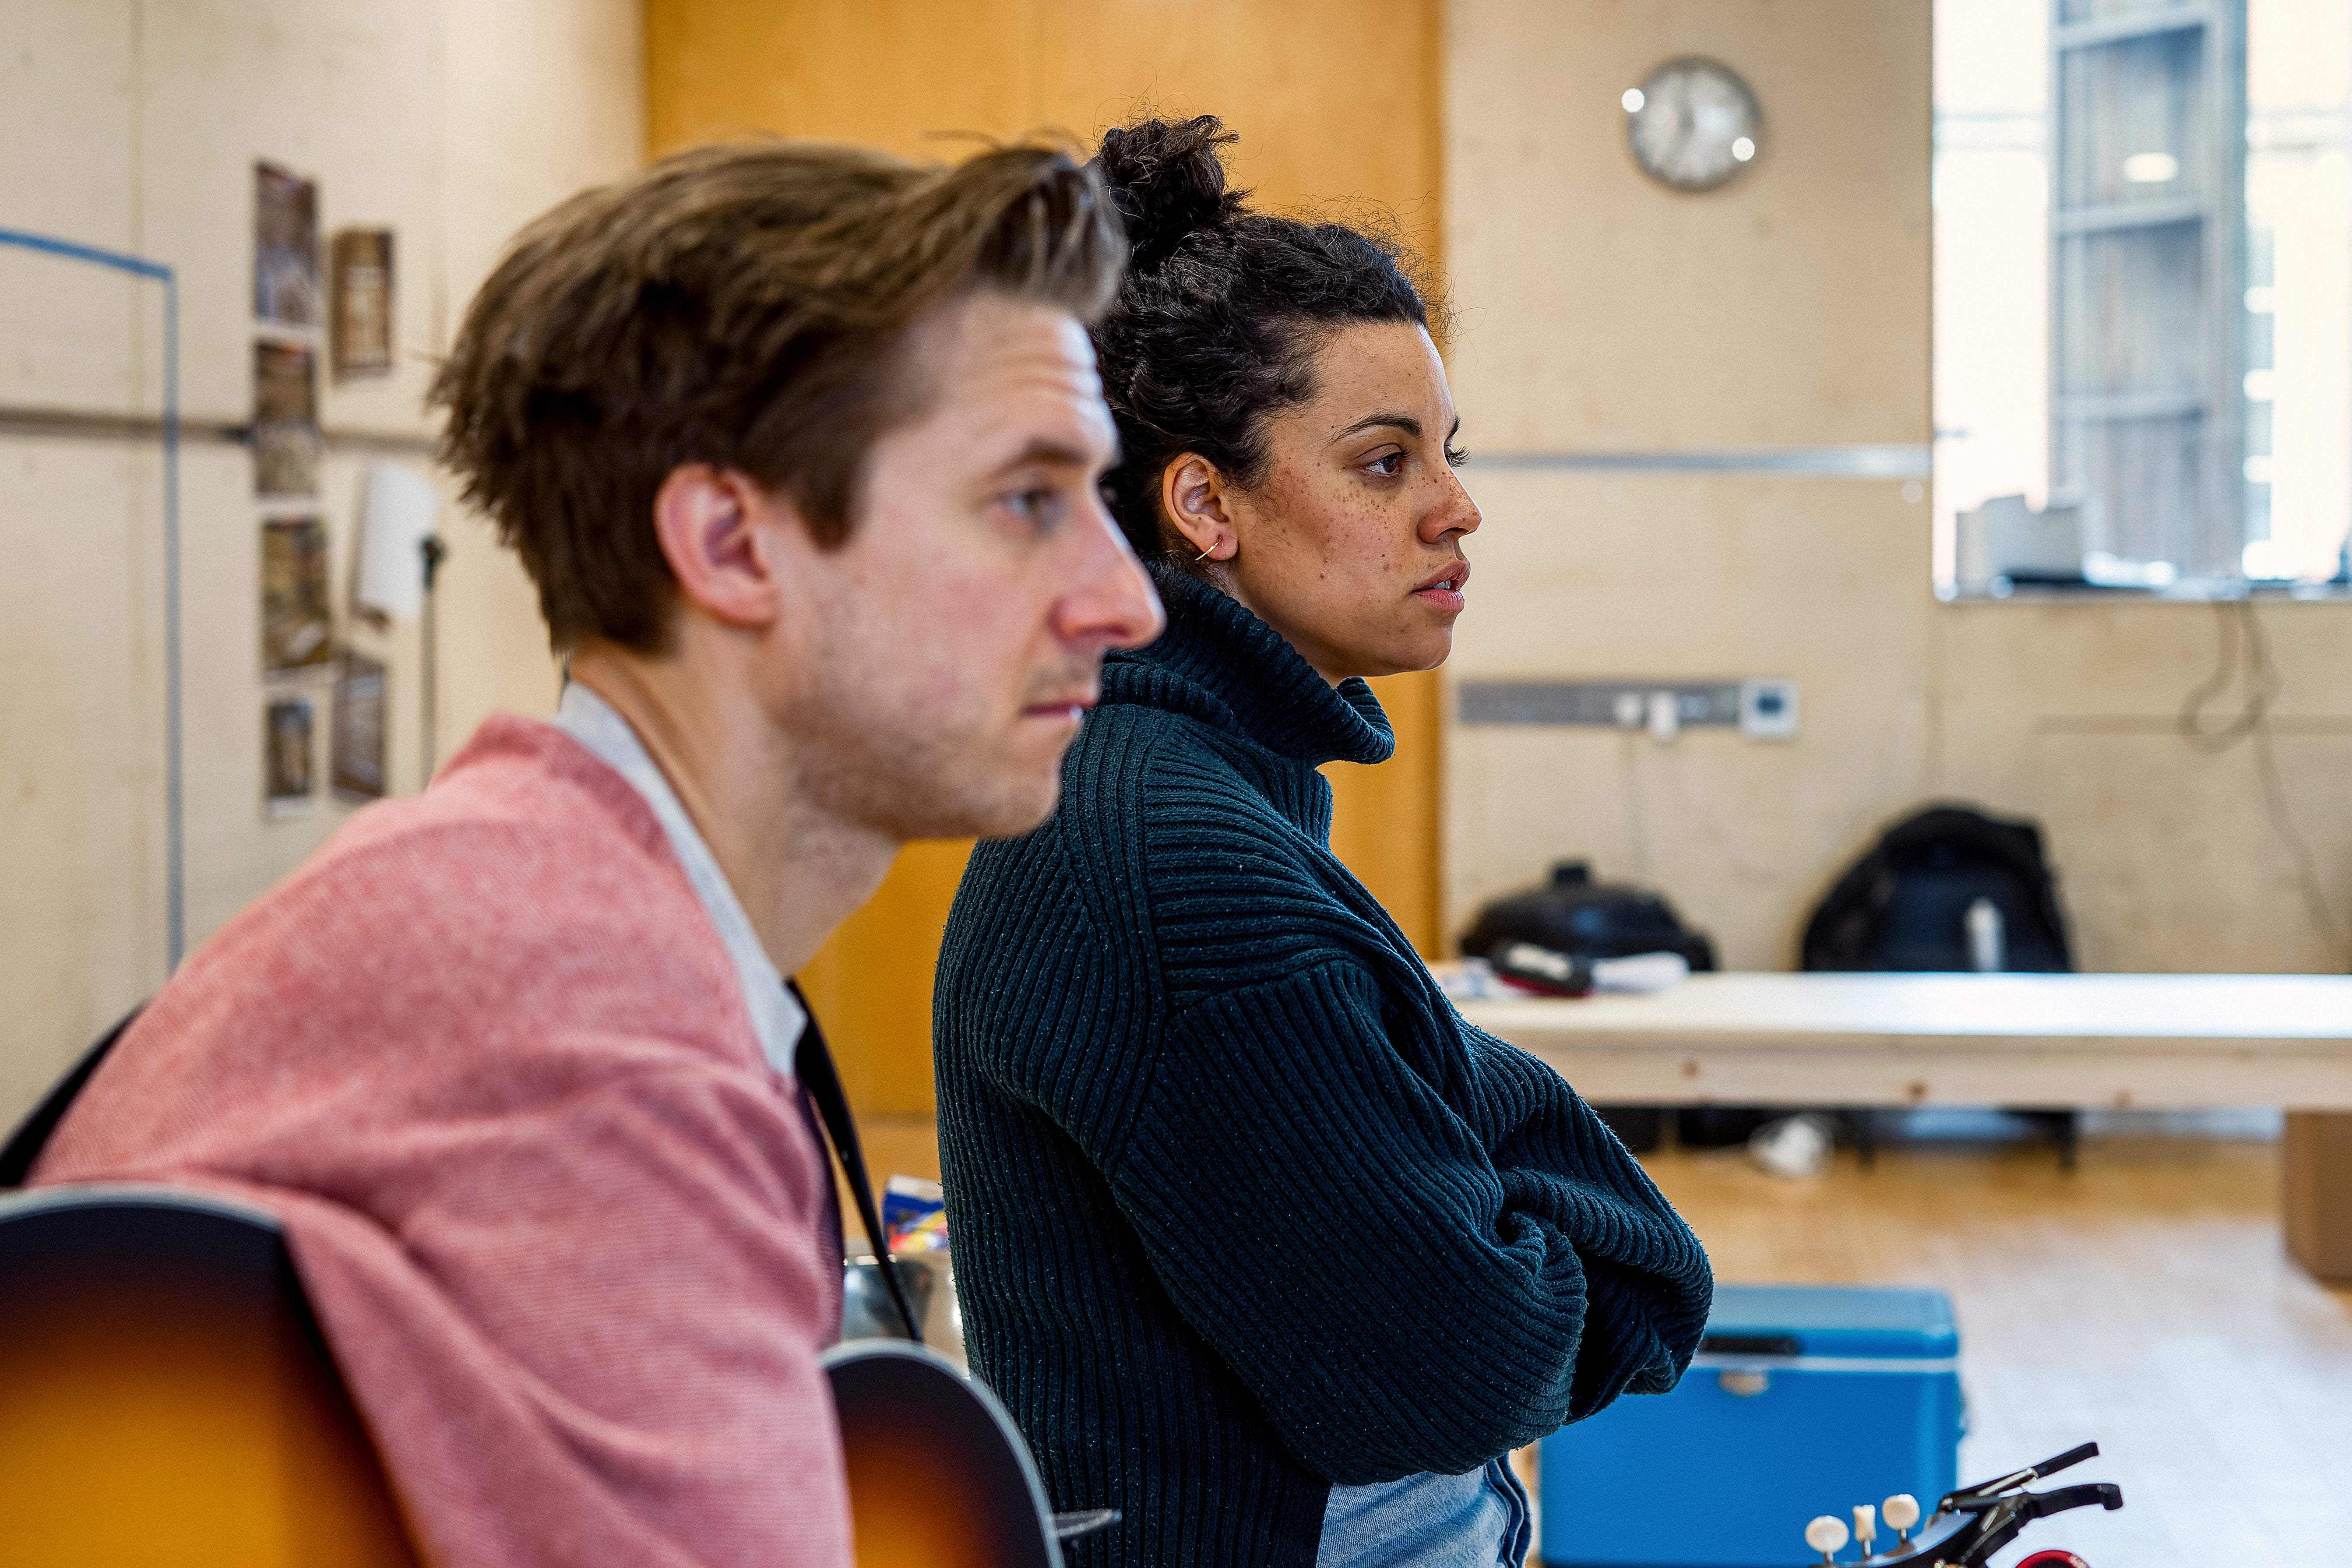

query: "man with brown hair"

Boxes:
[35, 141, 1160, 1567]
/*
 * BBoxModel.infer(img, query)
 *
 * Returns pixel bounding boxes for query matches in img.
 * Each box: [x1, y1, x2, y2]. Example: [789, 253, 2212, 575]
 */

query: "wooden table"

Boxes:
[1458, 970, 2352, 1276]
[1454, 972, 2352, 1110]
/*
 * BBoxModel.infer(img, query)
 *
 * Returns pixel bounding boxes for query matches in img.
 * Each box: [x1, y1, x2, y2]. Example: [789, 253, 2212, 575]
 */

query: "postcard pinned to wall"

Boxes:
[265, 695, 317, 818]
[262, 516, 335, 673]
[332, 652, 387, 803]
[254, 339, 320, 497]
[255, 161, 321, 328]
[254, 340, 320, 497]
[331, 229, 395, 379]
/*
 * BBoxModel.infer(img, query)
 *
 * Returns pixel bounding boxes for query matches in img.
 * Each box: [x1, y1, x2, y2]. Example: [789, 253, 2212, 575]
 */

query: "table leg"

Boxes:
[2285, 1112, 2352, 1282]
[1850, 1107, 1879, 1170]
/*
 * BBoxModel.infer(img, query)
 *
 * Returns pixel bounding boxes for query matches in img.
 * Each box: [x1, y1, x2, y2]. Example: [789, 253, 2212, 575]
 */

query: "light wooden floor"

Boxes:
[1640, 1137, 2352, 1568]
[853, 1123, 2352, 1566]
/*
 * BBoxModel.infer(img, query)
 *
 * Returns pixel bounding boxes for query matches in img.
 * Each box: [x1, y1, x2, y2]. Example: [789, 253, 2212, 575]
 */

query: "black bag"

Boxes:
[1802, 804, 2073, 973]
[1460, 861, 1718, 972]
[1799, 804, 2082, 1164]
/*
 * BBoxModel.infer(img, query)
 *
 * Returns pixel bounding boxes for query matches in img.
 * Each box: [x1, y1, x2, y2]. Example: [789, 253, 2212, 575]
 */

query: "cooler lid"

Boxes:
[1701, 1285, 1958, 1360]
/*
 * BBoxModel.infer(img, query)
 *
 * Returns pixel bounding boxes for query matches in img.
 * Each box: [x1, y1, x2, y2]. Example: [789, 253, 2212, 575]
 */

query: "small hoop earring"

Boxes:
[1193, 542, 1215, 563]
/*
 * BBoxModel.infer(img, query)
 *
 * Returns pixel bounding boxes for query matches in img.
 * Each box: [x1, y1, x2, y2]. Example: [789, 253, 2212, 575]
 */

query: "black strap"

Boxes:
[0, 1006, 142, 1188]
[788, 981, 921, 1345]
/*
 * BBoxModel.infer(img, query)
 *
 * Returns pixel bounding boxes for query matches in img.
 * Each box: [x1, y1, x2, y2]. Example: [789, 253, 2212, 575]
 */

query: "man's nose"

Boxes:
[1057, 509, 1166, 652]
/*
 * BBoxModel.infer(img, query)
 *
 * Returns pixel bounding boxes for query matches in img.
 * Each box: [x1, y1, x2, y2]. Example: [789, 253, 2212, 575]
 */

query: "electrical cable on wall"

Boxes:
[2178, 599, 2347, 961]
[1616, 730, 1652, 881]
[0, 227, 184, 972]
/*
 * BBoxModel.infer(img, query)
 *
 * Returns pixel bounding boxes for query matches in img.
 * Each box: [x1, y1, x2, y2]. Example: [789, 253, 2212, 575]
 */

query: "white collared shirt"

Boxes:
[551, 682, 806, 1079]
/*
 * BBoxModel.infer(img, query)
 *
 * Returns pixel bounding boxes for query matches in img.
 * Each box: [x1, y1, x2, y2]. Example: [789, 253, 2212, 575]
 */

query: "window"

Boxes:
[1934, 0, 2352, 596]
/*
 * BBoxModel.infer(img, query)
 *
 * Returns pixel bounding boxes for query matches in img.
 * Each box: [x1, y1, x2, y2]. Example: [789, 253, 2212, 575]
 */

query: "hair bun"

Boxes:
[1092, 115, 1245, 271]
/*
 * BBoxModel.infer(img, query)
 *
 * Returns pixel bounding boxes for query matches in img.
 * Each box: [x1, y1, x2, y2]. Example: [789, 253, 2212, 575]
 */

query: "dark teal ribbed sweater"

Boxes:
[934, 566, 1713, 1567]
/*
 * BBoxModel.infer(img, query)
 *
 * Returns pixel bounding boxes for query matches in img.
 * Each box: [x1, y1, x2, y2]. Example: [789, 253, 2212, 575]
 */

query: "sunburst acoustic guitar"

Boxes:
[0, 1184, 422, 1568]
[0, 1184, 1106, 1568]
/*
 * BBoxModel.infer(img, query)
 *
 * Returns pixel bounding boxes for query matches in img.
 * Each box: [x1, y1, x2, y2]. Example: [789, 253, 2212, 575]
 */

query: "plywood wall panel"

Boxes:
[1934, 600, 2352, 975]
[647, 0, 1035, 161]
[1445, 470, 1936, 967]
[0, 437, 162, 1117]
[0, 0, 641, 1120]
[646, 0, 1442, 252]
[1447, 0, 1932, 453]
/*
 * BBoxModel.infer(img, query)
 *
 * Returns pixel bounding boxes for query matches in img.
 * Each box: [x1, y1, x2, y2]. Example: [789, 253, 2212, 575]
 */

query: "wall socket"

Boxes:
[1458, 678, 1800, 740]
[1738, 677, 1800, 740]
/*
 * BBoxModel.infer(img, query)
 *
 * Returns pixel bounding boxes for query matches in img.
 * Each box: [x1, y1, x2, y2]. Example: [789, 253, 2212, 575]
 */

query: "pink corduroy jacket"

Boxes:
[35, 715, 851, 1568]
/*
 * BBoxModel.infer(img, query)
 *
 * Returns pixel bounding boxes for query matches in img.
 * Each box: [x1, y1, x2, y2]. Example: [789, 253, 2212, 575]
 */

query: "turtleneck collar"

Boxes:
[1101, 562, 1395, 768]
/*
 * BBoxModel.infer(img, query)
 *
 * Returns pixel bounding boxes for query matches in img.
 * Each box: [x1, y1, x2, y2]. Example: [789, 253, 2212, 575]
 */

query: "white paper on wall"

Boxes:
[355, 460, 441, 620]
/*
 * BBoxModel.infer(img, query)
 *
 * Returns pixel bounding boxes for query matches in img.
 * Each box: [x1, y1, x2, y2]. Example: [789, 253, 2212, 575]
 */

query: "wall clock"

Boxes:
[1622, 57, 1764, 193]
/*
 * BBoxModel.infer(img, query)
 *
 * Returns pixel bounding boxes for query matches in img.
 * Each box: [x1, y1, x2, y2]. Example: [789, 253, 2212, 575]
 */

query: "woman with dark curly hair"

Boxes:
[933, 116, 1713, 1568]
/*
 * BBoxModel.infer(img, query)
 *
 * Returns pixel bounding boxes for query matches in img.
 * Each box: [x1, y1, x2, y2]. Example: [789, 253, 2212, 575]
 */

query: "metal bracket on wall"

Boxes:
[1461, 680, 1742, 726]
[1469, 445, 1930, 479]
[0, 403, 435, 457]
[1459, 678, 1800, 740]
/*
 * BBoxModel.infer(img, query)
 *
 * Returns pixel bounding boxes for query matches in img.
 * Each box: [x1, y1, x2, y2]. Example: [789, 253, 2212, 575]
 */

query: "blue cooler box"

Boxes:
[1539, 1286, 1961, 1568]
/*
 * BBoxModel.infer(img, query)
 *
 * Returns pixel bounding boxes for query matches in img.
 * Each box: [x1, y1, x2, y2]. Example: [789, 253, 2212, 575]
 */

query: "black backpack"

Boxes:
[1802, 804, 2073, 973]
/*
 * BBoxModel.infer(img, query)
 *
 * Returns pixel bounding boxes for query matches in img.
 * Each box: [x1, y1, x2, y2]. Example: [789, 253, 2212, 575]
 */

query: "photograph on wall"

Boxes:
[331, 651, 387, 803]
[254, 339, 321, 497]
[261, 516, 335, 673]
[255, 160, 320, 327]
[264, 695, 316, 818]
[331, 228, 395, 379]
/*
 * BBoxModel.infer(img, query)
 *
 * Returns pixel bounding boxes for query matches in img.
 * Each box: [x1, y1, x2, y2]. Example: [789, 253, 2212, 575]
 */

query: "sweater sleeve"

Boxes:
[1106, 958, 1711, 1484]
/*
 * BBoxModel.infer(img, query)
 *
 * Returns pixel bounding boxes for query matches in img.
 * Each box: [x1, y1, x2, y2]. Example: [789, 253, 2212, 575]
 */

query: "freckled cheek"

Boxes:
[1356, 506, 1413, 578]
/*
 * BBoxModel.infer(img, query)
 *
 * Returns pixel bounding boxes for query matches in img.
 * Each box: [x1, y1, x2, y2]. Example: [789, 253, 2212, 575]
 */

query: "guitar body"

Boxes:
[0, 1184, 1090, 1568]
[826, 1339, 1066, 1568]
[0, 1186, 419, 1568]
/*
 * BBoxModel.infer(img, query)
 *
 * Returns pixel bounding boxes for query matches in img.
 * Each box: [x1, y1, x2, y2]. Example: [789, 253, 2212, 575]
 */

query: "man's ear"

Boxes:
[1160, 454, 1236, 564]
[651, 463, 789, 630]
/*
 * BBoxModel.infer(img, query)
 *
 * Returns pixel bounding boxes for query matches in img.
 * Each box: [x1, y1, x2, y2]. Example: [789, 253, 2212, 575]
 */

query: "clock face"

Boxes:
[1623, 57, 1764, 193]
